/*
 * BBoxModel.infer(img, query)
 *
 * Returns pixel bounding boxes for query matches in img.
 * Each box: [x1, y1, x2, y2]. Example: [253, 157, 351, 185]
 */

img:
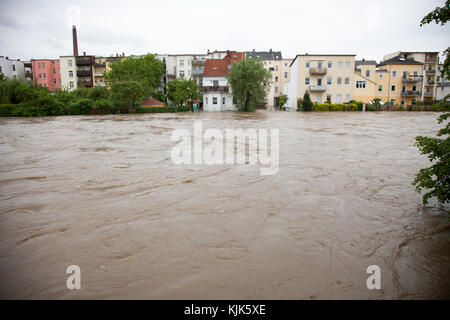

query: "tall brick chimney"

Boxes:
[72, 25, 79, 57]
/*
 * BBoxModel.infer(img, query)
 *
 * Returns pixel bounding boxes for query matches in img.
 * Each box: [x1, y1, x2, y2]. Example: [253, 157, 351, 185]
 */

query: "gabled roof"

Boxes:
[377, 56, 423, 67]
[203, 52, 244, 77]
[141, 98, 165, 106]
[246, 50, 282, 60]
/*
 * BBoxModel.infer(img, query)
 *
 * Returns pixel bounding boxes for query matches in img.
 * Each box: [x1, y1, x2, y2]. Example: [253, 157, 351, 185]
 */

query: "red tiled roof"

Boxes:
[140, 98, 165, 106]
[203, 51, 245, 77]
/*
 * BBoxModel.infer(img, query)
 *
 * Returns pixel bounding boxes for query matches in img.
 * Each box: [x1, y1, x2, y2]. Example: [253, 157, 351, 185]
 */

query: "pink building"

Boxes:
[31, 59, 61, 91]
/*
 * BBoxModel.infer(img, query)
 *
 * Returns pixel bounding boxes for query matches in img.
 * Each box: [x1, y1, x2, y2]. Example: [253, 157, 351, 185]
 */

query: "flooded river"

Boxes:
[0, 111, 449, 299]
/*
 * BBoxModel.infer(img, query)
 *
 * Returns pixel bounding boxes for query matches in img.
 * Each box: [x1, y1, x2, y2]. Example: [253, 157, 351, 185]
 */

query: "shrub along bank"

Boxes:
[0, 78, 191, 117]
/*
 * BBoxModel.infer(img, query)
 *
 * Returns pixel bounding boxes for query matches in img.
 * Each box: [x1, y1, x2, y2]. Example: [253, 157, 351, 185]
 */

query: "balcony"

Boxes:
[94, 62, 106, 67]
[192, 68, 204, 76]
[77, 69, 91, 77]
[76, 57, 92, 66]
[78, 80, 93, 88]
[203, 86, 229, 92]
[25, 71, 32, 78]
[403, 90, 421, 97]
[94, 72, 104, 77]
[192, 60, 205, 66]
[425, 57, 437, 63]
[309, 85, 327, 92]
[402, 76, 420, 82]
[309, 68, 327, 75]
[426, 80, 435, 85]
[424, 91, 434, 97]
[426, 69, 436, 75]
[94, 82, 107, 87]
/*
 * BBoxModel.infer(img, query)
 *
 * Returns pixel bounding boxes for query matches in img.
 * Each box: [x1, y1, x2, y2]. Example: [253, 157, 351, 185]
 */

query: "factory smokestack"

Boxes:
[72, 25, 79, 57]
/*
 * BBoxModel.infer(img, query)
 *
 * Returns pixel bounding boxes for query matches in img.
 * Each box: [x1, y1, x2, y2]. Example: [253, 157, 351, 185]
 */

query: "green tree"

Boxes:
[88, 86, 109, 101]
[301, 91, 313, 112]
[105, 54, 164, 96]
[413, 112, 450, 207]
[152, 90, 166, 103]
[277, 94, 288, 109]
[110, 81, 145, 109]
[227, 57, 272, 112]
[167, 78, 200, 107]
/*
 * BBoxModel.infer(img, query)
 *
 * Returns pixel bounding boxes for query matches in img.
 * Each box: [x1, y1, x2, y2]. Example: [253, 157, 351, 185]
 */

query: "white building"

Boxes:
[0, 56, 25, 80]
[284, 54, 356, 110]
[59, 56, 77, 91]
[202, 51, 244, 111]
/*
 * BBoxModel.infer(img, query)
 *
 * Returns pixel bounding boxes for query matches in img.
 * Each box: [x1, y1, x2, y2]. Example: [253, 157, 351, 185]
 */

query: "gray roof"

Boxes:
[377, 56, 423, 67]
[246, 50, 282, 60]
[355, 60, 377, 67]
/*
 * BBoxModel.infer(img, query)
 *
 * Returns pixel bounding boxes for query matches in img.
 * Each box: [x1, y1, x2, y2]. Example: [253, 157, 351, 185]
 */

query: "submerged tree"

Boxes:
[105, 54, 165, 97]
[227, 58, 272, 112]
[301, 91, 313, 112]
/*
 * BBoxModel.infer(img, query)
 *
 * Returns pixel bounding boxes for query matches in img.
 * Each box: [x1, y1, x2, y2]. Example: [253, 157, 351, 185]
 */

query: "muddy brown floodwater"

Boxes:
[0, 111, 449, 299]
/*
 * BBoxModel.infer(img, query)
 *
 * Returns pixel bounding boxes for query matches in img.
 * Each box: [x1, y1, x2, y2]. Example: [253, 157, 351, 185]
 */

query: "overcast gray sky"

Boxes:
[0, 0, 448, 62]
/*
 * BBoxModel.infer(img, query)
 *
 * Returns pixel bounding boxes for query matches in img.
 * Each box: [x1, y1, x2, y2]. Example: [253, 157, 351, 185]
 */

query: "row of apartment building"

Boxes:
[283, 51, 448, 111]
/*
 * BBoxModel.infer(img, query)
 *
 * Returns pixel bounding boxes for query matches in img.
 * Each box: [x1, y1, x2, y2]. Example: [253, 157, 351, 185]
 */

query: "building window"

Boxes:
[318, 62, 322, 68]
[346, 94, 351, 102]
[69, 71, 73, 78]
[179, 70, 185, 77]
[392, 71, 397, 78]
[390, 99, 396, 105]
[327, 77, 332, 85]
[205, 97, 208, 105]
[213, 80, 219, 86]
[345, 61, 350, 68]
[69, 81, 74, 89]
[401, 100, 405, 105]
[39, 73, 42, 78]
[336, 94, 342, 103]
[391, 85, 396, 91]
[338, 61, 343, 68]
[68, 60, 72, 67]
[53, 79, 56, 84]
[12, 64, 16, 71]
[213, 97, 217, 105]
[42, 63, 45, 68]
[305, 77, 310, 85]
[275, 76, 278, 82]
[0, 66, 2, 73]
[306, 62, 310, 68]
[337, 77, 342, 85]
[379, 74, 383, 79]
[222, 97, 226, 105]
[275, 66, 279, 71]
[366, 70, 370, 78]
[326, 95, 331, 103]
[275, 87, 279, 93]
[284, 72, 288, 79]
[38, 63, 41, 69]
[285, 63, 288, 67]
[328, 61, 332, 68]
[180, 60, 184, 66]
[53, 68, 55, 74]
[378, 85, 383, 92]
[356, 80, 366, 88]
[43, 73, 46, 79]
[345, 77, 350, 85]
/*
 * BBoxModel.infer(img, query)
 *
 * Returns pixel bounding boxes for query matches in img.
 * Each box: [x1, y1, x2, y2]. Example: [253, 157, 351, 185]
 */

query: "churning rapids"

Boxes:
[0, 111, 449, 299]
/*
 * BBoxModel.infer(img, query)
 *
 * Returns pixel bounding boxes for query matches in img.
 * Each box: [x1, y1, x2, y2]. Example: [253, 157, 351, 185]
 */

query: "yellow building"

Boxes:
[375, 56, 423, 106]
[354, 60, 377, 103]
